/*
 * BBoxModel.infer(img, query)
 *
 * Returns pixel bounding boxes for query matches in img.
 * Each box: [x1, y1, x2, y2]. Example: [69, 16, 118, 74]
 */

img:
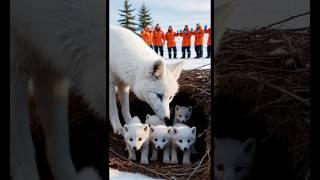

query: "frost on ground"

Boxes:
[110, 168, 161, 180]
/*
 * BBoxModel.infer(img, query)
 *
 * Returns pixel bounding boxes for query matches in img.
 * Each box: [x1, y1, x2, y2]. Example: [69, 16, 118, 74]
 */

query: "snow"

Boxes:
[109, 168, 161, 180]
[166, 58, 211, 70]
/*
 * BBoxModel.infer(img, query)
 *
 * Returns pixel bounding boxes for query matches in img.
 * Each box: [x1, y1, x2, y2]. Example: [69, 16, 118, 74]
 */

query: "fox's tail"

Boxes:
[214, 0, 234, 54]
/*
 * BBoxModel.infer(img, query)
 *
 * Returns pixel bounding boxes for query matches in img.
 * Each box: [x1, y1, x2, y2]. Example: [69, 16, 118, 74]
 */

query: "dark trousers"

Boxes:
[182, 46, 191, 58]
[195, 45, 203, 58]
[207, 45, 211, 58]
[168, 46, 177, 59]
[150, 45, 153, 49]
[154, 46, 164, 57]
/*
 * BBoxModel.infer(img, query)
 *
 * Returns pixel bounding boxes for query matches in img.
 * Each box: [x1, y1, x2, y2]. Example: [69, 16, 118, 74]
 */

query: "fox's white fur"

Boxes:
[174, 105, 192, 124]
[110, 26, 184, 135]
[145, 114, 165, 126]
[11, 0, 105, 179]
[214, 138, 256, 180]
[123, 116, 150, 164]
[170, 123, 196, 165]
[149, 125, 172, 163]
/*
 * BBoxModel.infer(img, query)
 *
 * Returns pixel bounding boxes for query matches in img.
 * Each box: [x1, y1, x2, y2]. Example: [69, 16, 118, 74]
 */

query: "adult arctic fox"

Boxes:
[11, 0, 105, 179]
[110, 26, 184, 135]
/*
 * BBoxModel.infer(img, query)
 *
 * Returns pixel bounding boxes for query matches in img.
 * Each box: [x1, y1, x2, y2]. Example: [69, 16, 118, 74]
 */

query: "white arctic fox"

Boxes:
[170, 123, 197, 165]
[11, 0, 105, 179]
[149, 125, 172, 163]
[123, 116, 150, 164]
[145, 114, 165, 126]
[174, 105, 192, 124]
[110, 26, 184, 135]
[214, 138, 256, 180]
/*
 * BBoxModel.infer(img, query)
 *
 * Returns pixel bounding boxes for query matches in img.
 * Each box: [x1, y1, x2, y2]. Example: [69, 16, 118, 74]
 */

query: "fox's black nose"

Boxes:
[156, 146, 160, 150]
[184, 147, 188, 151]
[133, 146, 137, 150]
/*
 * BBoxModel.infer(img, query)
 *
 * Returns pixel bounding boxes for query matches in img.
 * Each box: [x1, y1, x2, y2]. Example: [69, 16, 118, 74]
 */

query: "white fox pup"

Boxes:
[174, 105, 192, 124]
[214, 138, 256, 180]
[123, 116, 150, 164]
[11, 0, 105, 179]
[149, 125, 172, 163]
[110, 26, 184, 135]
[145, 114, 165, 126]
[171, 123, 196, 165]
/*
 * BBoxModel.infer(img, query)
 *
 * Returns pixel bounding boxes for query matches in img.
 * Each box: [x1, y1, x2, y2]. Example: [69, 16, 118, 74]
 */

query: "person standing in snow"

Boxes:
[165, 26, 178, 59]
[152, 24, 166, 57]
[204, 25, 212, 58]
[191, 23, 205, 58]
[179, 25, 192, 58]
[141, 26, 153, 49]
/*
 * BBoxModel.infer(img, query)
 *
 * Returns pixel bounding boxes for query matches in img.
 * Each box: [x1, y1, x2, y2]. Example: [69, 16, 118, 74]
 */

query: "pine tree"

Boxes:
[137, 3, 153, 31]
[118, 0, 137, 33]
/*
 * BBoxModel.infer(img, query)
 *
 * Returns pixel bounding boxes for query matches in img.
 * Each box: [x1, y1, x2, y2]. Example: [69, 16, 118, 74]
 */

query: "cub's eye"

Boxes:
[179, 140, 183, 143]
[130, 138, 133, 142]
[156, 93, 163, 100]
[216, 164, 224, 171]
[154, 138, 158, 142]
[186, 116, 189, 119]
[179, 115, 182, 118]
[235, 166, 243, 173]
[187, 139, 191, 143]
[162, 139, 166, 142]
[138, 138, 142, 141]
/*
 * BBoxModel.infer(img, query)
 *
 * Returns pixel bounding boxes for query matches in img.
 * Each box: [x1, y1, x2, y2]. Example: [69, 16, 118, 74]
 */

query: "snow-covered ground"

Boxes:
[110, 168, 160, 180]
[166, 58, 211, 70]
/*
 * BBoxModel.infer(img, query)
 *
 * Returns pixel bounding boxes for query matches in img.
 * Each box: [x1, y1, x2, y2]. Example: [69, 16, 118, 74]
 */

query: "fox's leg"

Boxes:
[33, 72, 77, 180]
[182, 150, 191, 165]
[109, 82, 123, 135]
[150, 145, 158, 161]
[118, 81, 132, 123]
[140, 143, 149, 164]
[126, 144, 136, 161]
[10, 71, 40, 180]
[170, 143, 178, 164]
[163, 145, 171, 163]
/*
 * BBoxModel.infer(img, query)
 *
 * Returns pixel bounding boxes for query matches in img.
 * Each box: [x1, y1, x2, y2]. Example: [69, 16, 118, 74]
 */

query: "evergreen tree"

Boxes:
[137, 3, 153, 31]
[118, 0, 137, 32]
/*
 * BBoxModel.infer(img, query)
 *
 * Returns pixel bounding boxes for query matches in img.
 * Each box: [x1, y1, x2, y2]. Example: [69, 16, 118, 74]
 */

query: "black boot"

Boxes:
[174, 52, 177, 59]
[188, 52, 191, 58]
[168, 53, 172, 59]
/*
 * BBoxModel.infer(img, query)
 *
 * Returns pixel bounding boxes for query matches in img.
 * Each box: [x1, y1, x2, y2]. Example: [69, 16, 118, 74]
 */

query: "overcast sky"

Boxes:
[110, 0, 211, 31]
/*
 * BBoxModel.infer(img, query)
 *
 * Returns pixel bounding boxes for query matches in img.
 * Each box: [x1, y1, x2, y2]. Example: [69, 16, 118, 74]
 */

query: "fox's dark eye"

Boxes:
[130, 138, 133, 141]
[179, 115, 182, 118]
[162, 139, 166, 142]
[138, 138, 142, 141]
[179, 140, 183, 143]
[156, 93, 163, 100]
[186, 116, 189, 119]
[187, 139, 191, 143]
[235, 166, 243, 173]
[217, 164, 224, 171]
[154, 138, 158, 142]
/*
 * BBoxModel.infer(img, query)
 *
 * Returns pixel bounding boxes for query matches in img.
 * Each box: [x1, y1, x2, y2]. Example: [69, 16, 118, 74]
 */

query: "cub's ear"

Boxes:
[167, 61, 184, 80]
[243, 138, 256, 155]
[149, 60, 164, 78]
[173, 128, 178, 134]
[188, 106, 192, 112]
[175, 105, 180, 111]
[146, 114, 150, 120]
[150, 126, 155, 132]
[191, 127, 196, 135]
[167, 127, 172, 134]
[124, 125, 129, 132]
[142, 124, 149, 132]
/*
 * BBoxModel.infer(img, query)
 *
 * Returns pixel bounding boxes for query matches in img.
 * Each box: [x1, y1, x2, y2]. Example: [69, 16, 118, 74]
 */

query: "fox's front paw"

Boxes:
[150, 155, 157, 161]
[140, 158, 149, 165]
[128, 155, 136, 161]
[182, 160, 191, 165]
[171, 158, 178, 164]
[113, 126, 123, 135]
[163, 158, 170, 164]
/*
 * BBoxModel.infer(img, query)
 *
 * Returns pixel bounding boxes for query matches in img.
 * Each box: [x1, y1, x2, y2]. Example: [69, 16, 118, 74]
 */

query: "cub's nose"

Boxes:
[184, 147, 188, 151]
[156, 146, 160, 150]
[133, 146, 137, 151]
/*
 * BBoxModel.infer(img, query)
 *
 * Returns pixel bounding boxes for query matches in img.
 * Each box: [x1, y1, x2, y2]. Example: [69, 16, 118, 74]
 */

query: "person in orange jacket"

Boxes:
[179, 25, 192, 58]
[152, 24, 166, 57]
[204, 25, 212, 58]
[191, 23, 205, 58]
[141, 26, 153, 49]
[165, 26, 178, 59]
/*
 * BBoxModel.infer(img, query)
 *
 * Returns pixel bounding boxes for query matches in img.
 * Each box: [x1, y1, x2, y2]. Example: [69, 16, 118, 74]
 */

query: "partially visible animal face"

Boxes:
[172, 126, 196, 151]
[123, 124, 149, 151]
[214, 138, 256, 180]
[145, 114, 162, 125]
[175, 105, 192, 123]
[150, 125, 171, 150]
[133, 60, 184, 120]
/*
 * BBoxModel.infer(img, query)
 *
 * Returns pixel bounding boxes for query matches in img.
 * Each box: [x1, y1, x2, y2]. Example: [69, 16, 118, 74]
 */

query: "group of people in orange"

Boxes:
[141, 23, 212, 59]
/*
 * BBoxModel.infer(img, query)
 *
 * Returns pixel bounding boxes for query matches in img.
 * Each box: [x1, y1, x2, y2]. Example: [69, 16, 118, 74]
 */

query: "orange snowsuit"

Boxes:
[179, 28, 192, 47]
[141, 28, 153, 46]
[152, 28, 166, 46]
[204, 27, 211, 46]
[192, 26, 205, 46]
[165, 31, 178, 48]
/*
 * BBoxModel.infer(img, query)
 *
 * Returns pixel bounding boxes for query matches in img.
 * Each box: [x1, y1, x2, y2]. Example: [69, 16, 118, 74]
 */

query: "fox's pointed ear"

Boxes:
[173, 128, 178, 134]
[167, 61, 184, 80]
[191, 127, 196, 135]
[146, 114, 150, 120]
[150, 60, 165, 78]
[188, 106, 192, 112]
[142, 124, 149, 132]
[175, 105, 180, 111]
[243, 138, 256, 155]
[124, 125, 128, 132]
[167, 127, 172, 134]
[150, 126, 155, 132]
